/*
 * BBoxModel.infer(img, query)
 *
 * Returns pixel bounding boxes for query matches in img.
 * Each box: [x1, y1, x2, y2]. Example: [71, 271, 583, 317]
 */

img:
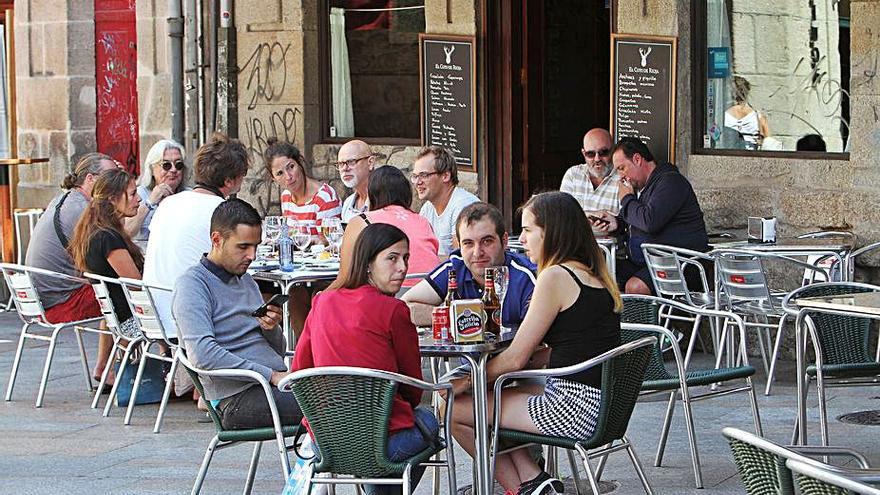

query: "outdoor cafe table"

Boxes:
[710, 237, 854, 276]
[419, 333, 511, 495]
[793, 292, 880, 444]
[250, 264, 338, 352]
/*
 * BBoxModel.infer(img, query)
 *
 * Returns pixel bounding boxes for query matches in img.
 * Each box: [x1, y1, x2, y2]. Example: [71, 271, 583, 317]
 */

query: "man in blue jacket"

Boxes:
[594, 137, 709, 294]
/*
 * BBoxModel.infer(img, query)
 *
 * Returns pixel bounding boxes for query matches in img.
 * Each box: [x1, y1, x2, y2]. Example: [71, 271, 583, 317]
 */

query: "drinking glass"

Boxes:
[327, 228, 344, 258]
[292, 222, 312, 264]
[321, 217, 342, 245]
[491, 266, 510, 335]
[263, 216, 284, 254]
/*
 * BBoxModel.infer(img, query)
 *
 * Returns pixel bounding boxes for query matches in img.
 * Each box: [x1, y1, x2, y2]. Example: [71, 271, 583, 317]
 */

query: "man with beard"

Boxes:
[336, 139, 375, 223]
[559, 128, 621, 225]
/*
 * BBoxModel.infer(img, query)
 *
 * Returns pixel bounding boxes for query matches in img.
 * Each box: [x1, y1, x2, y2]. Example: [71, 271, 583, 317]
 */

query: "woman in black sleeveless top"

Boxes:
[449, 192, 622, 495]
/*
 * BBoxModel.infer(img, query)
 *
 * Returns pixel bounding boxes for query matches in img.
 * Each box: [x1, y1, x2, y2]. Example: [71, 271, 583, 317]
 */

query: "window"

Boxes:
[323, 1, 425, 141]
[696, 0, 850, 154]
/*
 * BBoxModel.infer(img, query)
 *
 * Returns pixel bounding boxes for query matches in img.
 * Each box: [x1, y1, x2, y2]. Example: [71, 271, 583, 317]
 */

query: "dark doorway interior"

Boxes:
[487, 0, 611, 228]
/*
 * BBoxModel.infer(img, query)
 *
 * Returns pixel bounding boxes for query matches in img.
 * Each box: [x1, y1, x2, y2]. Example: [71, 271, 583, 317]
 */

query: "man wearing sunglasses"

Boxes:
[336, 139, 375, 223]
[559, 128, 621, 224]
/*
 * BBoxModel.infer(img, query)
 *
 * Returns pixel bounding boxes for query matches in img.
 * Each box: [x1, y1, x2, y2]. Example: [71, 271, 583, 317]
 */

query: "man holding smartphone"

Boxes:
[559, 128, 621, 228]
[173, 198, 302, 429]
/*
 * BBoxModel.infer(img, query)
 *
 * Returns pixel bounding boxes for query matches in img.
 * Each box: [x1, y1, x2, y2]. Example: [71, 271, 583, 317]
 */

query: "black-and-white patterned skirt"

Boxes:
[527, 377, 602, 439]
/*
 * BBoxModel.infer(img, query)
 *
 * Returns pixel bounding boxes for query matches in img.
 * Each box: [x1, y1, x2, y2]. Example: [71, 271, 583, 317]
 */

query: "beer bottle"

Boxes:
[482, 268, 501, 336]
[444, 268, 458, 307]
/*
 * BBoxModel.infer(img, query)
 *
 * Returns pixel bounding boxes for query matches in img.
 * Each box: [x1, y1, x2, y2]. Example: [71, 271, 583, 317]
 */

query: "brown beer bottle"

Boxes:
[445, 268, 458, 306]
[482, 268, 501, 336]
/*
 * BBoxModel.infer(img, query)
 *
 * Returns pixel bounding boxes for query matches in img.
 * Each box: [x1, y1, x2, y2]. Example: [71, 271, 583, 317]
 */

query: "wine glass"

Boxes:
[491, 266, 510, 335]
[327, 228, 344, 259]
[263, 216, 284, 254]
[320, 217, 342, 246]
[292, 222, 312, 264]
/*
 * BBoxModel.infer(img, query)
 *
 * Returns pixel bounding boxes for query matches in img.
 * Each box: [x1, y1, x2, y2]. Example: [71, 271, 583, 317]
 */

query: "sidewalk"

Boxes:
[2, 309, 880, 494]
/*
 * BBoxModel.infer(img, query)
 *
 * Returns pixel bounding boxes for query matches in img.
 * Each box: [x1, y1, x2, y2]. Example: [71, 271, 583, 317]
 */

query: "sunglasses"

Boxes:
[583, 148, 611, 159]
[161, 160, 185, 171]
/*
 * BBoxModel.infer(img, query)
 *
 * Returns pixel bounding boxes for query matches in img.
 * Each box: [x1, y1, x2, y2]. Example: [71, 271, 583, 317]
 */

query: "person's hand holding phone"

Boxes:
[589, 210, 618, 234]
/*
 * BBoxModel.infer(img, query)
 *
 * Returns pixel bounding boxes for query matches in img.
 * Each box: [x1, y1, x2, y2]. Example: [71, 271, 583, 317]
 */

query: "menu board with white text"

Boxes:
[611, 34, 677, 164]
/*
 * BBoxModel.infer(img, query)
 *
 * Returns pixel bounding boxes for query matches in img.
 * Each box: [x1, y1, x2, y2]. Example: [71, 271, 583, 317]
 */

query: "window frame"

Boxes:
[318, 0, 424, 145]
[689, 0, 850, 161]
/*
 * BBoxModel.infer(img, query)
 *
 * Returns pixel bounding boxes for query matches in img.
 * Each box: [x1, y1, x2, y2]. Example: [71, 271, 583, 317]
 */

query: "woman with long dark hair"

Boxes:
[69, 169, 144, 382]
[339, 166, 439, 287]
[449, 191, 622, 495]
[293, 223, 439, 495]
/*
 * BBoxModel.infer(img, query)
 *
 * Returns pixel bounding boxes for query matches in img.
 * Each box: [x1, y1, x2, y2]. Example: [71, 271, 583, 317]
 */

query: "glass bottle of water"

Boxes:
[279, 221, 295, 272]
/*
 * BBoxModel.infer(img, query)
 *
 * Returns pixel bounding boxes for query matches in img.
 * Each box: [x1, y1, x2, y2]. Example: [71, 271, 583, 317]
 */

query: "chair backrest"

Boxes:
[285, 367, 425, 477]
[787, 459, 880, 495]
[620, 297, 674, 382]
[715, 251, 774, 304]
[83, 273, 124, 336]
[0, 263, 48, 323]
[785, 282, 880, 366]
[589, 338, 654, 444]
[723, 427, 802, 495]
[642, 245, 689, 298]
[118, 277, 174, 344]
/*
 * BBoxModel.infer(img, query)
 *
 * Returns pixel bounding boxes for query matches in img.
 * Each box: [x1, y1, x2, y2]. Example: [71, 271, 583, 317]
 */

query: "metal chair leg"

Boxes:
[566, 448, 586, 495]
[191, 436, 220, 495]
[4, 323, 29, 401]
[816, 371, 829, 446]
[623, 436, 654, 495]
[35, 327, 63, 408]
[765, 316, 787, 395]
[679, 393, 703, 488]
[575, 444, 602, 495]
[154, 353, 179, 433]
[654, 391, 677, 467]
[73, 326, 93, 392]
[103, 341, 136, 417]
[746, 377, 764, 436]
[124, 347, 149, 425]
[243, 442, 262, 495]
[91, 338, 118, 409]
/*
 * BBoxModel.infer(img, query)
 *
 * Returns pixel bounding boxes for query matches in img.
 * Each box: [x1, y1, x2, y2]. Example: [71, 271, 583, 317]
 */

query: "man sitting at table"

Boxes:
[559, 128, 621, 223]
[593, 137, 709, 295]
[403, 202, 536, 333]
[173, 198, 302, 429]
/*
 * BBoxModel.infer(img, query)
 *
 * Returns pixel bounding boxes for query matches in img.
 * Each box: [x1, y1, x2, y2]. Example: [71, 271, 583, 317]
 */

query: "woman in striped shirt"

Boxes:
[264, 138, 341, 234]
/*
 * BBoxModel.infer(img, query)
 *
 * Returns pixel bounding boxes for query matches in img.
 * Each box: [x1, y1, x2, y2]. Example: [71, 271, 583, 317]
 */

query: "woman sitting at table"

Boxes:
[293, 223, 439, 495]
[126, 138, 188, 250]
[69, 168, 144, 384]
[339, 165, 440, 288]
[264, 138, 341, 233]
[448, 191, 622, 495]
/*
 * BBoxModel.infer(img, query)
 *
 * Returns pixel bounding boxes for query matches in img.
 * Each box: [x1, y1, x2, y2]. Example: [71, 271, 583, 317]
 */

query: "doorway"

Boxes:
[487, 0, 611, 228]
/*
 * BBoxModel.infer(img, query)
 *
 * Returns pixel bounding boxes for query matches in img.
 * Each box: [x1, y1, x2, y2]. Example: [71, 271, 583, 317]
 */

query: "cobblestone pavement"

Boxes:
[2, 310, 880, 494]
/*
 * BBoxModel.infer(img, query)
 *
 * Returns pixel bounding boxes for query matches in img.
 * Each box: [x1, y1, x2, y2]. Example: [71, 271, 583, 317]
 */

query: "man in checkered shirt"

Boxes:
[559, 128, 620, 223]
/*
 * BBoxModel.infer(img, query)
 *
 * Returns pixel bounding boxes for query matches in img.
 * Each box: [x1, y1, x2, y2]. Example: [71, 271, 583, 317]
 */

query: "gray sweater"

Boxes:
[172, 257, 286, 401]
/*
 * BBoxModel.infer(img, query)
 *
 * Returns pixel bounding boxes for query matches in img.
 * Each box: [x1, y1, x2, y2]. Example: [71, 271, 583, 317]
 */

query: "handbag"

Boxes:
[114, 357, 167, 407]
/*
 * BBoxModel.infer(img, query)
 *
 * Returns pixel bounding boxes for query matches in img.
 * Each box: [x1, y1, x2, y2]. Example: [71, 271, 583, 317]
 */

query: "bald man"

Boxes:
[335, 139, 376, 222]
[559, 128, 621, 218]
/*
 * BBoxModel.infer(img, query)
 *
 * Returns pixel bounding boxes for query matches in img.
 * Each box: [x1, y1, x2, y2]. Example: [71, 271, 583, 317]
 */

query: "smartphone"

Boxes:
[251, 294, 290, 317]
[587, 214, 609, 225]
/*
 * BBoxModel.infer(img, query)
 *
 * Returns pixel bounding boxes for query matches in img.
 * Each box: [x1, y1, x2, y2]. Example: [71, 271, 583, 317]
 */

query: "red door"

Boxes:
[95, 0, 139, 175]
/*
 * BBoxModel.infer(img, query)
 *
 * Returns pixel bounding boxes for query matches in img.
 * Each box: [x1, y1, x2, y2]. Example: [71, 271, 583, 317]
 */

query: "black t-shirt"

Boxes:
[85, 229, 136, 322]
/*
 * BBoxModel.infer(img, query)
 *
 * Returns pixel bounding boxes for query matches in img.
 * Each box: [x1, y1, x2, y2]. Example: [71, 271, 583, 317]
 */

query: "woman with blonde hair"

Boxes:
[69, 168, 144, 383]
[448, 191, 622, 495]
[126, 139, 188, 248]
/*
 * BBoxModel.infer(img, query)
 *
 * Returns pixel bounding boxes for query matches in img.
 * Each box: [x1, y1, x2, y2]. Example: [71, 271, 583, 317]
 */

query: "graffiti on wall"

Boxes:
[95, 2, 139, 174]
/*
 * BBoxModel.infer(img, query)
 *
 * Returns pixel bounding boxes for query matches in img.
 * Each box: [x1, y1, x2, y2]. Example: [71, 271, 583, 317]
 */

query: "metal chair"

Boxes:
[4, 208, 43, 311]
[83, 273, 146, 416]
[278, 367, 457, 495]
[723, 427, 875, 495]
[622, 295, 762, 488]
[797, 231, 855, 284]
[787, 458, 880, 495]
[845, 241, 880, 283]
[180, 353, 299, 495]
[1, 263, 105, 407]
[118, 277, 180, 432]
[783, 282, 880, 446]
[490, 337, 656, 495]
[714, 249, 831, 395]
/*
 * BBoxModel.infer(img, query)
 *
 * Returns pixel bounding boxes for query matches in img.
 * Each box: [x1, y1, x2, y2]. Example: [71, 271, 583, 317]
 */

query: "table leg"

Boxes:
[795, 311, 807, 445]
[464, 353, 492, 495]
[278, 280, 295, 363]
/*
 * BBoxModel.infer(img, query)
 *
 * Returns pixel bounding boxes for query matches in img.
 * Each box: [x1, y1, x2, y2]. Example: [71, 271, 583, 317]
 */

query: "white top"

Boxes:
[419, 186, 480, 256]
[724, 110, 761, 145]
[340, 191, 368, 223]
[143, 190, 225, 333]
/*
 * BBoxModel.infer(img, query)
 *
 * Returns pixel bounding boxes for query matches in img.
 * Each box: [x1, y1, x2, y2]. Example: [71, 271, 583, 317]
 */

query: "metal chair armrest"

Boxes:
[277, 366, 454, 394]
[1, 263, 88, 284]
[786, 459, 880, 492]
[789, 445, 872, 469]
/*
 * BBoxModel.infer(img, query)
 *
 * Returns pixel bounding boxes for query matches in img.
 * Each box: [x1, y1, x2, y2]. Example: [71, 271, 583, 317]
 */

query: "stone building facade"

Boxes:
[10, 0, 880, 272]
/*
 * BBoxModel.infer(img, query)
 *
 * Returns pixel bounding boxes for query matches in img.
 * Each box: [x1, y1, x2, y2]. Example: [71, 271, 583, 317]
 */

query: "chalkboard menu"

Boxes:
[419, 34, 476, 171]
[610, 34, 677, 164]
